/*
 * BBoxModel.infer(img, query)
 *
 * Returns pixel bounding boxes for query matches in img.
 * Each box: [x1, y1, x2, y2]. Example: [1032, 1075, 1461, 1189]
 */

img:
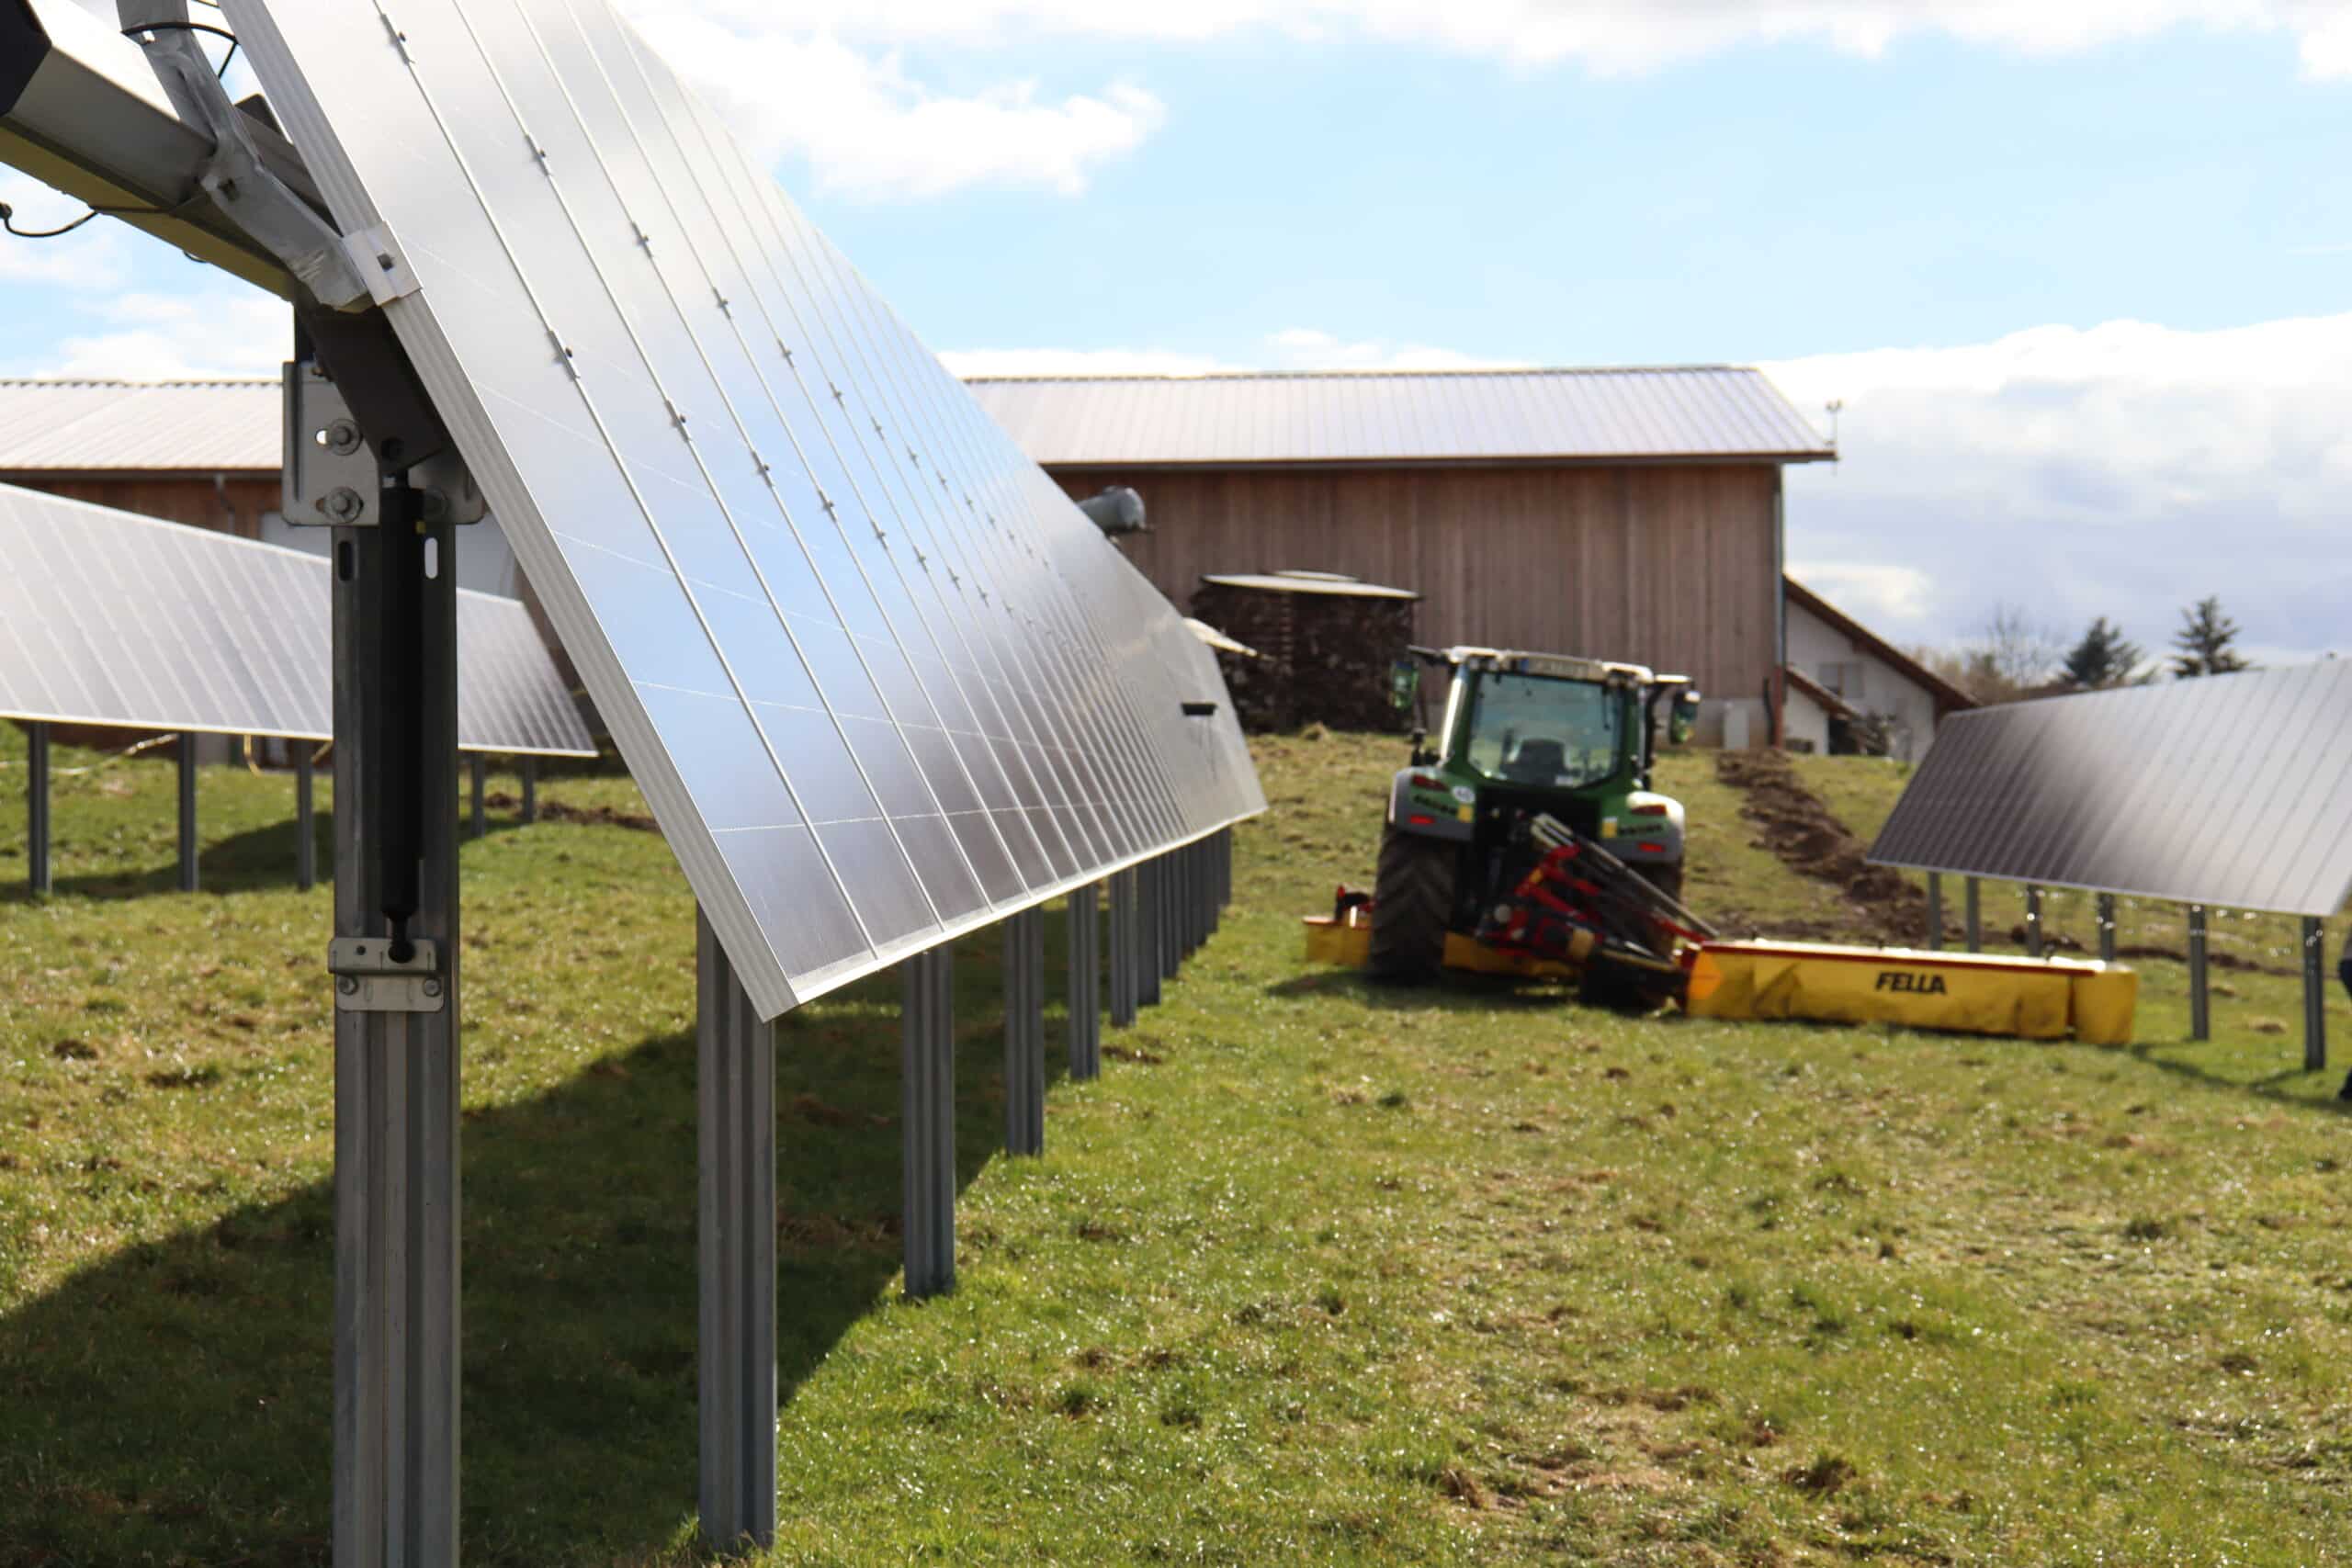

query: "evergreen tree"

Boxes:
[2062, 616, 2145, 689]
[2170, 596, 2252, 678]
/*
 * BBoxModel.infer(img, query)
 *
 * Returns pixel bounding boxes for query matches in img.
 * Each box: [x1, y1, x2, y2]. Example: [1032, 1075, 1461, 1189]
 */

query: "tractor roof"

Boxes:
[1441, 647, 1690, 686]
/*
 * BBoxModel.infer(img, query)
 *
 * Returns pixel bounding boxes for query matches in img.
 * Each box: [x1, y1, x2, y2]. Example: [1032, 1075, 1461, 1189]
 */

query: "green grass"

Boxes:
[4, 722, 2351, 1565]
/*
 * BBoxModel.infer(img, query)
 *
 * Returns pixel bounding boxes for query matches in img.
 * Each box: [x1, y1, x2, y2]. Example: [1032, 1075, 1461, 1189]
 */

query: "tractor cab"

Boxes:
[1372, 648, 1701, 983]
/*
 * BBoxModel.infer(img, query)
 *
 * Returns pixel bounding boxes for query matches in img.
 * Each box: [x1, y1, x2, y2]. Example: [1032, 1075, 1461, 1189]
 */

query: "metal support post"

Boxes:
[901, 944, 956, 1298]
[2097, 894, 2117, 964]
[2303, 918, 2328, 1072]
[520, 757, 538, 825]
[26, 720, 50, 897]
[1925, 872, 1943, 952]
[2024, 885, 2044, 959]
[332, 483, 463, 1567]
[1136, 858, 1163, 1009]
[1159, 851, 1182, 982]
[297, 747, 317, 893]
[1003, 908, 1046, 1156]
[1068, 884, 1102, 1079]
[177, 731, 198, 893]
[468, 755, 486, 841]
[695, 908, 775, 1552]
[1964, 877, 1982, 953]
[1107, 868, 1138, 1028]
[2188, 905, 2210, 1042]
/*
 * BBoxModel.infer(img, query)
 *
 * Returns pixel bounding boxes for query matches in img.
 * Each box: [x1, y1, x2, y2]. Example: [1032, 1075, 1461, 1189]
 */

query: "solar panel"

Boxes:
[1869, 662, 2352, 918]
[0, 481, 595, 757]
[222, 0, 1262, 1018]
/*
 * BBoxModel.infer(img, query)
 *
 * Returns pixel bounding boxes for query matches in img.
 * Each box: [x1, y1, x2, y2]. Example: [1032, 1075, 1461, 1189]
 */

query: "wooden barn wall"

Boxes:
[13, 476, 279, 540]
[1056, 464, 1781, 704]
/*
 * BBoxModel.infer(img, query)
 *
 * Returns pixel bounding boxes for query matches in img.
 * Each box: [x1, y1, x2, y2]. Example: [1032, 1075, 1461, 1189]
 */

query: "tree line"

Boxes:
[1913, 596, 2253, 705]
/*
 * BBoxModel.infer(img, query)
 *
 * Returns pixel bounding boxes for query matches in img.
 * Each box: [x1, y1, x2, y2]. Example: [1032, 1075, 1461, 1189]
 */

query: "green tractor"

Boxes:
[1372, 647, 1702, 983]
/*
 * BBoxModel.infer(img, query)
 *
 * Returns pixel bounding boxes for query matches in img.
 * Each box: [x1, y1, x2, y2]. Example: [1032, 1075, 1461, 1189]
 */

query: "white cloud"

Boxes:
[1768, 312, 2352, 660]
[27, 289, 290, 380]
[622, 8, 1162, 198]
[943, 346, 1238, 378]
[944, 328, 1520, 378]
[0, 173, 131, 290]
[631, 1, 2352, 77]
[1787, 561, 1933, 622]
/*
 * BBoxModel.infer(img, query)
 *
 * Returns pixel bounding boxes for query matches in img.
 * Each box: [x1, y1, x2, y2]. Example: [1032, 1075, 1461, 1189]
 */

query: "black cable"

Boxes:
[119, 19, 238, 79]
[0, 199, 159, 239]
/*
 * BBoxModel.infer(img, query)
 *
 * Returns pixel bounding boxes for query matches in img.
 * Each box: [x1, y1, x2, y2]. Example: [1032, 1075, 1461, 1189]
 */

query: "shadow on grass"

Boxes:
[0, 918, 1063, 1566]
[1262, 965, 1576, 1013]
[2123, 1042, 2352, 1117]
[0, 806, 548, 907]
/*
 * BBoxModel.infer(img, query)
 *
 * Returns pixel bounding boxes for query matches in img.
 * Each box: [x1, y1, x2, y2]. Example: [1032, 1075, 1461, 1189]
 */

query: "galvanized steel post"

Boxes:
[2188, 905, 2211, 1042]
[1925, 872, 1942, 952]
[1068, 884, 1102, 1079]
[25, 720, 49, 897]
[469, 755, 487, 841]
[1136, 858, 1163, 1009]
[695, 908, 775, 1552]
[2303, 918, 2328, 1072]
[2097, 895, 2117, 964]
[2024, 885, 2044, 959]
[1107, 868, 1138, 1029]
[1964, 877, 1982, 953]
[296, 748, 316, 893]
[520, 756, 537, 825]
[331, 482, 462, 1568]
[901, 944, 956, 1298]
[1004, 908, 1046, 1156]
[1159, 851, 1182, 982]
[177, 732, 198, 894]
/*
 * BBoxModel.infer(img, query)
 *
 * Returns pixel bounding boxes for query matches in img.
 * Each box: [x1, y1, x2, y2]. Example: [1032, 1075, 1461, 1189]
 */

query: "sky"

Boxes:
[8, 0, 2351, 665]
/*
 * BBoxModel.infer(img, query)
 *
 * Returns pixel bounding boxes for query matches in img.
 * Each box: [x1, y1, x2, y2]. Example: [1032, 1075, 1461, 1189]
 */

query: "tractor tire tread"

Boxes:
[1371, 828, 1455, 984]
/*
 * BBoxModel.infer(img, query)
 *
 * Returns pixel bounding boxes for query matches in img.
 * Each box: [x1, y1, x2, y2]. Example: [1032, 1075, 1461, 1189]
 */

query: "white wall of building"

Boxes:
[1785, 600, 1942, 761]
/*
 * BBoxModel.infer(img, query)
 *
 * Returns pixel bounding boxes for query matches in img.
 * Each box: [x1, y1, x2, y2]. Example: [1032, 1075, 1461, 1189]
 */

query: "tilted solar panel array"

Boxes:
[224, 0, 1264, 1019]
[0, 481, 594, 756]
[1868, 661, 2352, 918]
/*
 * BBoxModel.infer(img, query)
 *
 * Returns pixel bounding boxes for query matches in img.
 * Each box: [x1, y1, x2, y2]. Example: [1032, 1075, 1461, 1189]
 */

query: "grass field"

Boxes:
[4, 722, 2351, 1565]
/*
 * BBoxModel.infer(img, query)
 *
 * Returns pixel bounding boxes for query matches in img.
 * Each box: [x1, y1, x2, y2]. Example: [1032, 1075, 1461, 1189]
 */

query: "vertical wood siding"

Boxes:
[1057, 464, 1780, 700]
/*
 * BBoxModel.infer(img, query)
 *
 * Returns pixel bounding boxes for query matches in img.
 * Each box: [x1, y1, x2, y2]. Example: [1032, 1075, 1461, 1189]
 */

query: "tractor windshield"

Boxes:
[1461, 674, 1624, 788]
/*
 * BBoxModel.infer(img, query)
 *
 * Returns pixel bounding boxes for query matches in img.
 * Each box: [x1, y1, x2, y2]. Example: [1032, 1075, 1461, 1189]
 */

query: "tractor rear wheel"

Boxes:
[1371, 828, 1456, 983]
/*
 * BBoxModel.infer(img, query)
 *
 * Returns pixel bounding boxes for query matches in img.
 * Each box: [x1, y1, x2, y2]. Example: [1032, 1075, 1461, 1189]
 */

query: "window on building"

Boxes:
[1818, 660, 1866, 701]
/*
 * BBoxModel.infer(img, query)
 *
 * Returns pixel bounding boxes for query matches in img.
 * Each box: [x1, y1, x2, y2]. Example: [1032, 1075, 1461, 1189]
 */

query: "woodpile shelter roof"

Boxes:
[0, 378, 280, 474]
[965, 367, 1836, 470]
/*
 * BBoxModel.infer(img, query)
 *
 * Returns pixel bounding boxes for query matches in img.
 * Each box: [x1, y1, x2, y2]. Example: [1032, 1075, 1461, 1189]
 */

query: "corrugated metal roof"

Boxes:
[965, 367, 1836, 468]
[1868, 661, 2352, 918]
[0, 367, 1835, 475]
[0, 378, 280, 473]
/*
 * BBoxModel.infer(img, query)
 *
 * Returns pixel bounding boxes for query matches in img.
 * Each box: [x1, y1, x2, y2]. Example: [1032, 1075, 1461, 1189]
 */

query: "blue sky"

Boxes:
[8, 0, 2350, 666]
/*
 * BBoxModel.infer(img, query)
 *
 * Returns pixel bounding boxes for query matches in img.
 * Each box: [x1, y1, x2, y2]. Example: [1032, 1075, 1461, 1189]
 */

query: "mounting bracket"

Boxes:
[285, 361, 484, 527]
[328, 936, 445, 1014]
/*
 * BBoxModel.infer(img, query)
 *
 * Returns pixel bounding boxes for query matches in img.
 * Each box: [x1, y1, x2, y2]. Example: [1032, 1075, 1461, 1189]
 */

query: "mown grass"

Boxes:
[3, 721, 2350, 1565]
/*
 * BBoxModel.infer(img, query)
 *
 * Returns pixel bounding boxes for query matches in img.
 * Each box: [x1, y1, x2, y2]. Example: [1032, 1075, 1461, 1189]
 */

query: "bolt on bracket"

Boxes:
[329, 937, 445, 1014]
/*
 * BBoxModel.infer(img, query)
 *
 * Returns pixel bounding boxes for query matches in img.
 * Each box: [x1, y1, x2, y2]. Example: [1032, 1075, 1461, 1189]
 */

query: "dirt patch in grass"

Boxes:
[1714, 750, 1923, 941]
[485, 792, 661, 833]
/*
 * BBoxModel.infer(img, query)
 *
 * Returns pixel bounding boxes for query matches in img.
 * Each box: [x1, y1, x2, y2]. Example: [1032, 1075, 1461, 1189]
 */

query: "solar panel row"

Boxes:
[225, 0, 1263, 1020]
[1868, 661, 2352, 919]
[0, 481, 594, 757]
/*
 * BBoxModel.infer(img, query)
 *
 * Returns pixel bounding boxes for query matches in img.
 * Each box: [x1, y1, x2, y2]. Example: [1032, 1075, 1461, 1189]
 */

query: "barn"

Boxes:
[2, 367, 1876, 745]
[967, 367, 1838, 743]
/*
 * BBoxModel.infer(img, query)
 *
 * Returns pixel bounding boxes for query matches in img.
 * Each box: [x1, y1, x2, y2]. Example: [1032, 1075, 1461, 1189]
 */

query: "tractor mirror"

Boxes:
[1669, 690, 1702, 745]
[1388, 659, 1420, 713]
